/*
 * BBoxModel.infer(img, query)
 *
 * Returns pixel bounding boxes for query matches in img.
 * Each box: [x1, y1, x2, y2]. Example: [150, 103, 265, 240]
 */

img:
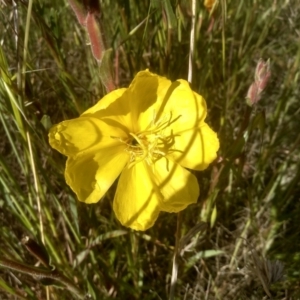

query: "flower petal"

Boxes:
[49, 117, 128, 158]
[161, 80, 208, 134]
[168, 123, 219, 170]
[128, 70, 172, 132]
[82, 88, 127, 115]
[82, 88, 134, 131]
[150, 157, 199, 212]
[113, 162, 161, 231]
[65, 145, 129, 203]
[113, 157, 199, 231]
[82, 70, 173, 133]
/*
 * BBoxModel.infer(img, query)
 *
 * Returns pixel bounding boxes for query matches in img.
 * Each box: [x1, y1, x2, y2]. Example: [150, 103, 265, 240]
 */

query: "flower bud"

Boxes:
[246, 59, 271, 106]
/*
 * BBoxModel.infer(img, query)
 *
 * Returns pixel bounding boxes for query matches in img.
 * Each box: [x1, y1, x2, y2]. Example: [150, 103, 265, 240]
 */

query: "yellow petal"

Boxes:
[161, 81, 207, 134]
[113, 157, 199, 231]
[49, 117, 128, 158]
[113, 161, 161, 231]
[153, 79, 219, 170]
[168, 123, 219, 170]
[204, 0, 216, 10]
[128, 70, 172, 132]
[82, 88, 127, 115]
[82, 70, 173, 133]
[82, 88, 134, 131]
[150, 157, 199, 212]
[65, 146, 129, 203]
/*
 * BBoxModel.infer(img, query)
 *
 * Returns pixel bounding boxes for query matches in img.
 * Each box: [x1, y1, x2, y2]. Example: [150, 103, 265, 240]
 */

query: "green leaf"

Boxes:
[162, 0, 177, 29]
[41, 115, 52, 131]
[186, 250, 224, 269]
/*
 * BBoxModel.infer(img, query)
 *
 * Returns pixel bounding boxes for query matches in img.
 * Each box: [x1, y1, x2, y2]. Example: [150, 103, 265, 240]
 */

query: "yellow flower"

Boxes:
[49, 70, 219, 231]
[204, 0, 216, 11]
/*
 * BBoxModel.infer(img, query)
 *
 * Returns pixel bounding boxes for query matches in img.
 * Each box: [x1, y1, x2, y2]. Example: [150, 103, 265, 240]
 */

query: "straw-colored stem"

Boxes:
[0, 257, 86, 299]
[188, 0, 197, 83]
[169, 212, 182, 300]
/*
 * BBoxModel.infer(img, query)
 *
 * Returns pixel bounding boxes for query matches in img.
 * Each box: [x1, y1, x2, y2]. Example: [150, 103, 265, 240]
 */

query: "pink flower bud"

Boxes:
[246, 59, 271, 106]
[255, 59, 271, 83]
[246, 82, 259, 106]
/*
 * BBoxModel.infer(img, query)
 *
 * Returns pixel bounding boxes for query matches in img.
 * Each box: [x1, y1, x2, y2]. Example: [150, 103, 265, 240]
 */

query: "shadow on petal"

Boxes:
[66, 155, 103, 203]
[168, 123, 219, 170]
[113, 162, 161, 231]
[147, 158, 199, 212]
[49, 117, 127, 158]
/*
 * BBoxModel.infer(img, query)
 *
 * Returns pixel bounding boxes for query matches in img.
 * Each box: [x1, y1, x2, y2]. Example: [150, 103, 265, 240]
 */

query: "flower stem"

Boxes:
[169, 212, 182, 300]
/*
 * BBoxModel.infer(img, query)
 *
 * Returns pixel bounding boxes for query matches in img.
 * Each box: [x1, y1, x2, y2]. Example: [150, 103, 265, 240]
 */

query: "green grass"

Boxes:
[1, 0, 300, 299]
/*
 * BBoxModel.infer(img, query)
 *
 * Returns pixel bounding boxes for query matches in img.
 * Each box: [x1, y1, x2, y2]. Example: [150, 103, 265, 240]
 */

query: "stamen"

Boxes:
[122, 111, 180, 168]
[129, 133, 148, 165]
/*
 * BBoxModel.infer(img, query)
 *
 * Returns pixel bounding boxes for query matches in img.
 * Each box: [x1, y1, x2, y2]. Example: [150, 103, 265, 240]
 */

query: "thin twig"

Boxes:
[169, 212, 182, 300]
[188, 0, 197, 83]
[0, 257, 87, 299]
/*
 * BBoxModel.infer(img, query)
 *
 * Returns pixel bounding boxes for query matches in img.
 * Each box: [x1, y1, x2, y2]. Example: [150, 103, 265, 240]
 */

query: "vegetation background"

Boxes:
[0, 0, 300, 299]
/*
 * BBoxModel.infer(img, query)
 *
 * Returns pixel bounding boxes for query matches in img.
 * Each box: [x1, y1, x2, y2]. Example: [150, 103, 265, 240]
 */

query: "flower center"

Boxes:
[124, 113, 178, 168]
[126, 132, 166, 167]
